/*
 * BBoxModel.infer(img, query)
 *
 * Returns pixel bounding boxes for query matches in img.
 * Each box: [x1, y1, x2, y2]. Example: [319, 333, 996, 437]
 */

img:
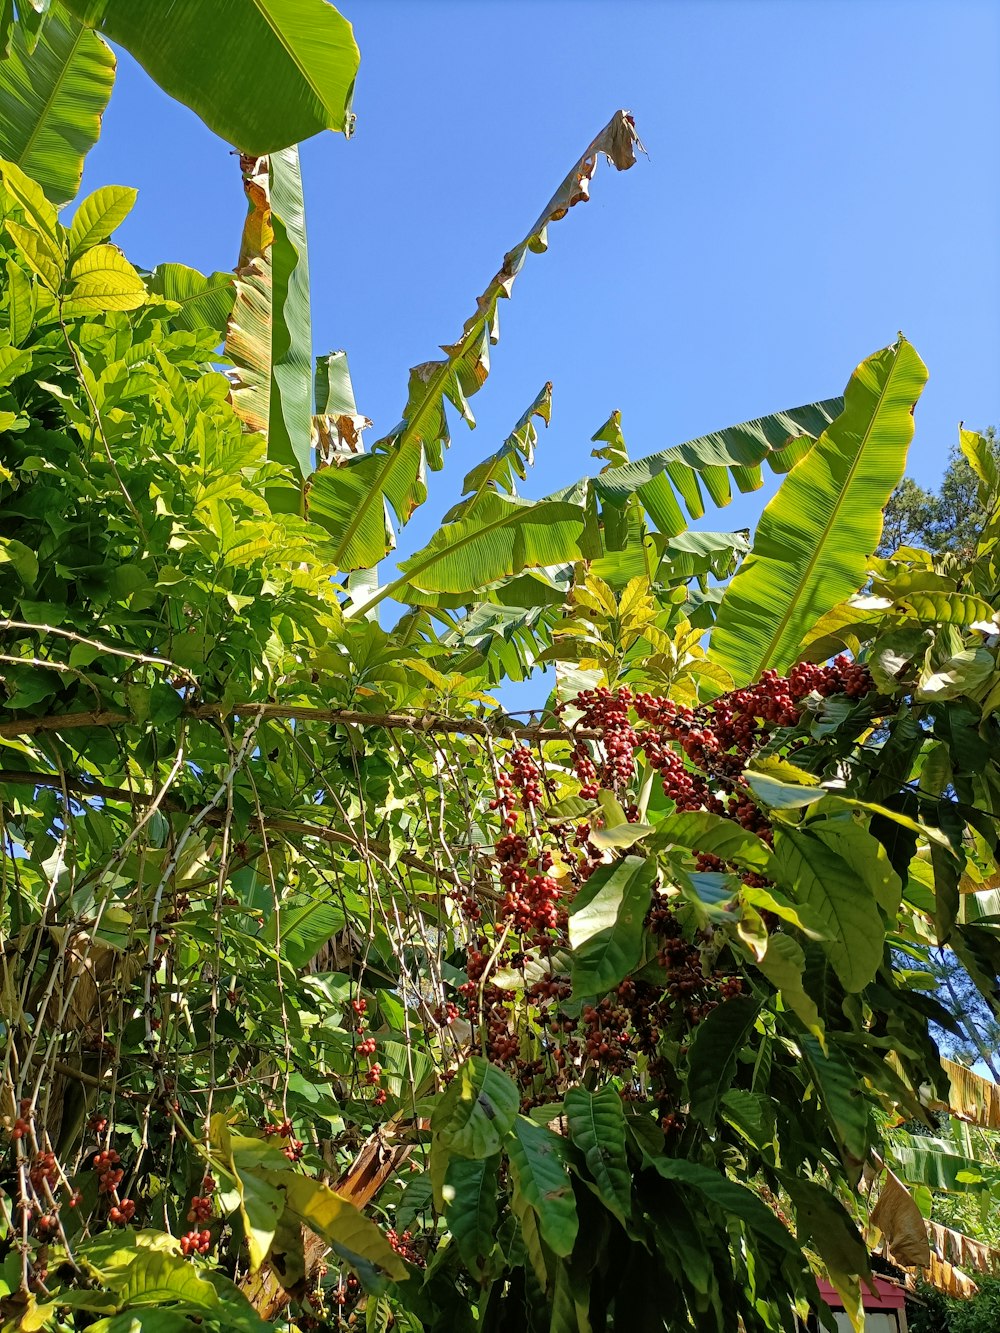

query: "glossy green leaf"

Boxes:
[112, 1250, 220, 1308]
[431, 1056, 519, 1159]
[784, 1177, 871, 1292]
[225, 148, 312, 491]
[61, 0, 359, 153]
[0, 345, 30, 388]
[564, 1085, 632, 1225]
[891, 1136, 1000, 1194]
[710, 338, 929, 683]
[801, 1036, 870, 1162]
[0, 8, 114, 205]
[4, 218, 61, 288]
[375, 493, 599, 601]
[687, 995, 759, 1126]
[773, 827, 884, 992]
[446, 381, 553, 520]
[895, 590, 997, 629]
[755, 933, 824, 1042]
[87, 1310, 194, 1332]
[721, 1089, 776, 1150]
[652, 809, 774, 872]
[507, 1116, 579, 1258]
[267, 146, 312, 490]
[744, 772, 826, 810]
[265, 1172, 408, 1280]
[443, 1154, 501, 1281]
[5, 256, 35, 345]
[235, 1166, 285, 1272]
[568, 855, 656, 995]
[644, 1156, 798, 1255]
[809, 819, 902, 920]
[959, 426, 999, 506]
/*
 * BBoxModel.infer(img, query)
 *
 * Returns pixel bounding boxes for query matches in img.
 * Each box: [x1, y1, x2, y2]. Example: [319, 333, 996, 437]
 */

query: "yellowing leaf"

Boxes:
[5, 218, 63, 289]
[69, 184, 138, 254]
[266, 1172, 408, 1282]
[63, 243, 146, 314]
[937, 1058, 1000, 1130]
[871, 1168, 931, 1267]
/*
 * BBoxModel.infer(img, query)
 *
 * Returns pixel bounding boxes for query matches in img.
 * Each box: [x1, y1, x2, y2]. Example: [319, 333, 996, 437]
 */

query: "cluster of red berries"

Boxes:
[565, 688, 638, 792]
[180, 1228, 212, 1256]
[353, 998, 378, 1058]
[489, 746, 552, 828]
[93, 1148, 123, 1195]
[332, 1275, 361, 1307]
[263, 1118, 305, 1161]
[108, 1199, 135, 1225]
[387, 1228, 424, 1267]
[493, 834, 565, 935]
[351, 997, 385, 1101]
[457, 948, 522, 1066]
[187, 1195, 213, 1224]
[647, 901, 744, 1025]
[10, 1098, 33, 1143]
[28, 1151, 57, 1191]
[433, 1002, 460, 1026]
[467, 659, 875, 1104]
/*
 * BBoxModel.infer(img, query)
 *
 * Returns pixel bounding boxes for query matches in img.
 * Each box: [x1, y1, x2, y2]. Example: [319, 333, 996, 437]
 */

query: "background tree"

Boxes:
[880, 428, 999, 558]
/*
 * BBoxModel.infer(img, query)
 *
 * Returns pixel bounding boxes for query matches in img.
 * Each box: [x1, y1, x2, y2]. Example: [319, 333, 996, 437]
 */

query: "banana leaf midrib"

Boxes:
[753, 349, 908, 677]
[328, 313, 488, 567]
[22, 33, 86, 182]
[357, 497, 585, 613]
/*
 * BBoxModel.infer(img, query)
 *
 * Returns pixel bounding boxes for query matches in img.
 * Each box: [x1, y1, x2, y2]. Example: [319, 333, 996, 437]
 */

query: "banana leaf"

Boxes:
[709, 338, 928, 683]
[308, 110, 641, 572]
[0, 7, 114, 205]
[60, 0, 359, 154]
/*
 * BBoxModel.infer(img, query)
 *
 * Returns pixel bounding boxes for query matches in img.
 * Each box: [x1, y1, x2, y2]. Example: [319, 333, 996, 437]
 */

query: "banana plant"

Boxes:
[0, 0, 358, 185]
[709, 336, 929, 684]
[307, 110, 643, 572]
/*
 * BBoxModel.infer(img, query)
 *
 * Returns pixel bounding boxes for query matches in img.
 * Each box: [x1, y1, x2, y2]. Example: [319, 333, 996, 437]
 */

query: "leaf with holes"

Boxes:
[431, 1056, 519, 1160]
[507, 1116, 578, 1258]
[564, 1085, 632, 1225]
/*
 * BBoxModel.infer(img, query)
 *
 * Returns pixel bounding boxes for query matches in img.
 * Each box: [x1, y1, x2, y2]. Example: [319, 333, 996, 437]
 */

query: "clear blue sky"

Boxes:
[79, 0, 999, 576]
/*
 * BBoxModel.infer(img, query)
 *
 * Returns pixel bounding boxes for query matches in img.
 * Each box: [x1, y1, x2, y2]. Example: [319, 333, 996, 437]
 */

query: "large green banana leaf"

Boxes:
[224, 147, 312, 500]
[708, 338, 928, 684]
[443, 382, 552, 521]
[360, 492, 600, 606]
[147, 263, 235, 337]
[592, 397, 844, 538]
[307, 110, 641, 572]
[891, 1135, 1000, 1194]
[442, 600, 560, 684]
[313, 350, 382, 615]
[0, 6, 114, 205]
[59, 0, 359, 154]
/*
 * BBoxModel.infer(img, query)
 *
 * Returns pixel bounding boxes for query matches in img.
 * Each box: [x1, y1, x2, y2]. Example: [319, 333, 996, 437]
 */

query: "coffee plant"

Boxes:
[0, 3, 999, 1332]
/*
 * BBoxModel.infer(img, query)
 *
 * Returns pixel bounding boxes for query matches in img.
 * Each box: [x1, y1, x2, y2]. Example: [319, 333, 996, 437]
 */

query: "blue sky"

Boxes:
[80, 0, 999, 588]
